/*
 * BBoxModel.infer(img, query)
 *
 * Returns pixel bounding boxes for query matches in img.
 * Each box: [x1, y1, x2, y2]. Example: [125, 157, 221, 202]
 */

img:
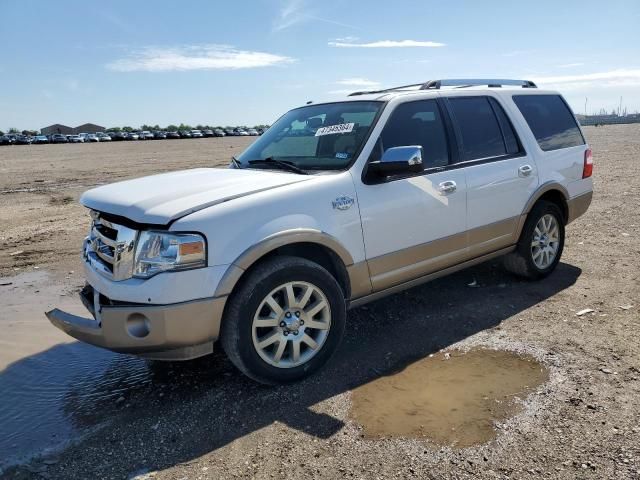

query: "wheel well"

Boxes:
[536, 190, 568, 224]
[233, 242, 351, 299]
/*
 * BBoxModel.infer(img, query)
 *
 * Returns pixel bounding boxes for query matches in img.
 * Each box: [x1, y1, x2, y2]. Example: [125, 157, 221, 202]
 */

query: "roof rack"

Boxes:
[348, 78, 537, 96]
[422, 79, 537, 89]
[347, 83, 423, 97]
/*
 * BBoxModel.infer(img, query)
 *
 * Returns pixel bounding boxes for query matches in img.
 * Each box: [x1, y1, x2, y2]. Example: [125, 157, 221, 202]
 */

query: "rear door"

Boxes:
[444, 94, 538, 256]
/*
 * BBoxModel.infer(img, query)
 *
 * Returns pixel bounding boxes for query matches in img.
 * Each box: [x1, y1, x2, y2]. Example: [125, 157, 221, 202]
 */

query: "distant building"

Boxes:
[40, 123, 106, 135]
[41, 124, 74, 135]
[74, 123, 105, 134]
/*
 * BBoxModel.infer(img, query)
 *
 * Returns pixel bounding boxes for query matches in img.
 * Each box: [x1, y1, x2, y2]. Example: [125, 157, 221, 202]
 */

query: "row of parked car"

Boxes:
[0, 127, 265, 145]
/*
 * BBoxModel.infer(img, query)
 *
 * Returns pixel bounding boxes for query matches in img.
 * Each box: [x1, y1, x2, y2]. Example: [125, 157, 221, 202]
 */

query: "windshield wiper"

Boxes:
[230, 156, 242, 169]
[247, 157, 308, 175]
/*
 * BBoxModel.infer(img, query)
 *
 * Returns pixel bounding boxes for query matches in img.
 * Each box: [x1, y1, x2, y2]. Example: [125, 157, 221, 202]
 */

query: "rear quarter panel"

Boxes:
[501, 91, 593, 199]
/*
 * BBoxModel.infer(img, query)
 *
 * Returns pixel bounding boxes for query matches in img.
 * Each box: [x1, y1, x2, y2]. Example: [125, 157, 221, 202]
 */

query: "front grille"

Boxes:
[92, 223, 117, 270]
[84, 212, 138, 281]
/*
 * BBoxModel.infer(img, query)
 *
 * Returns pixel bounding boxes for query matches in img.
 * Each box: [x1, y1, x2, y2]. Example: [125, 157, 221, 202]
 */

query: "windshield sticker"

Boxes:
[335, 152, 350, 159]
[315, 122, 355, 137]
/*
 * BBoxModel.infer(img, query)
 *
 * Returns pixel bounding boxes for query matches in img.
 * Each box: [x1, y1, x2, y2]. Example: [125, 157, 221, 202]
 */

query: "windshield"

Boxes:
[237, 101, 382, 171]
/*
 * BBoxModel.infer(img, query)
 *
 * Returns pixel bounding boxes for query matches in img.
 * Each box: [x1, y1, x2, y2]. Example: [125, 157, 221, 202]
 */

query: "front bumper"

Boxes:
[46, 285, 227, 360]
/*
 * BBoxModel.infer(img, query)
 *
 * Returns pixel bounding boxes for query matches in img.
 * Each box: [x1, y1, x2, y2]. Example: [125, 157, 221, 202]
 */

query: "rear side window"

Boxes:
[513, 94, 585, 151]
[449, 97, 507, 161]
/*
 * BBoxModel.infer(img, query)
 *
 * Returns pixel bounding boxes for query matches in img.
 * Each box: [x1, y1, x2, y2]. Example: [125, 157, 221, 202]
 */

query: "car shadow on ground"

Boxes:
[1, 260, 581, 477]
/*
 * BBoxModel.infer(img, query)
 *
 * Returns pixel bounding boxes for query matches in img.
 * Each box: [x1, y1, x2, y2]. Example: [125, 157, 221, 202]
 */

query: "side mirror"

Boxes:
[369, 145, 424, 176]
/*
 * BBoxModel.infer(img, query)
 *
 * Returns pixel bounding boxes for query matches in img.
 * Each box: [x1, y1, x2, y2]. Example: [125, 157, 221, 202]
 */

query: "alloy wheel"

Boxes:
[531, 214, 560, 269]
[251, 281, 331, 368]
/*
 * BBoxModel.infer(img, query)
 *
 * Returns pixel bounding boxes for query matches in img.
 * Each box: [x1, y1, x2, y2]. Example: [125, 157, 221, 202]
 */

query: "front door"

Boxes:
[355, 99, 468, 292]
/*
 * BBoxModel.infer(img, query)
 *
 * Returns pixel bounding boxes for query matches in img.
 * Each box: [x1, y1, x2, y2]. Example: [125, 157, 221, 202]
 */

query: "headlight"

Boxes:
[133, 231, 206, 278]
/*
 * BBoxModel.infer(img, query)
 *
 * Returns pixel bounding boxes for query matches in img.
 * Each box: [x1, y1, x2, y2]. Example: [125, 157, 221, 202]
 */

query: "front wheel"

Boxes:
[220, 256, 346, 384]
[504, 200, 565, 279]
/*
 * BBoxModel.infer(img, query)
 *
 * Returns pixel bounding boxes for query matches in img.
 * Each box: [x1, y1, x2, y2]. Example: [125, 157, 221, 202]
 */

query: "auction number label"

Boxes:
[315, 123, 355, 137]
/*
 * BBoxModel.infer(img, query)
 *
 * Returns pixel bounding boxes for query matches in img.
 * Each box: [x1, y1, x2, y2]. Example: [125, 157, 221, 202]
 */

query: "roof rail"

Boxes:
[348, 78, 536, 96]
[420, 79, 537, 89]
[348, 83, 424, 97]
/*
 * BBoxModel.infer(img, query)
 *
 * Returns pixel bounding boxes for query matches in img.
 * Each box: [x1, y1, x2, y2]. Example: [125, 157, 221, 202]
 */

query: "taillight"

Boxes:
[583, 147, 593, 178]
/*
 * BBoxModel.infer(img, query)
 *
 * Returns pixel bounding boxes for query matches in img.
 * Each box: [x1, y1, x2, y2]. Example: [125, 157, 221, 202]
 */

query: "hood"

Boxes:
[80, 168, 311, 225]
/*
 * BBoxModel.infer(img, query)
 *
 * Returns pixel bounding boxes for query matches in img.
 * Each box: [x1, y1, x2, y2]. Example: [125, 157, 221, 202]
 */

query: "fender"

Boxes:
[214, 229, 371, 299]
[513, 181, 570, 242]
[521, 181, 569, 216]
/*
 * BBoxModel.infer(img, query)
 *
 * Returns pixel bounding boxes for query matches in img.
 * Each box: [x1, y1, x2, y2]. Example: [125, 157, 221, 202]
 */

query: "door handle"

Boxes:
[438, 180, 457, 194]
[518, 164, 533, 177]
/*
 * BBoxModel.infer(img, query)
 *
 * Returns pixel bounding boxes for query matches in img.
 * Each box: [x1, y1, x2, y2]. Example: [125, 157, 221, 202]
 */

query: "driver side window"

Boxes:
[372, 99, 450, 169]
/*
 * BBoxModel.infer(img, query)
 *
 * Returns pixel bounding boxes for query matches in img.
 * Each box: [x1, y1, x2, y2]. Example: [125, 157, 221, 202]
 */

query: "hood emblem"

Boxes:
[332, 196, 354, 211]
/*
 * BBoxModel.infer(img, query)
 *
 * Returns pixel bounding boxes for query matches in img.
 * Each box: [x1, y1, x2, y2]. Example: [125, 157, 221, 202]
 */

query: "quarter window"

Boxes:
[449, 97, 506, 161]
[488, 97, 521, 155]
[376, 99, 450, 169]
[512, 94, 585, 151]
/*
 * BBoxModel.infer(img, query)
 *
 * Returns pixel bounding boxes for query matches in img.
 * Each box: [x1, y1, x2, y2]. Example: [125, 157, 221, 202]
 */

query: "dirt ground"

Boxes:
[0, 137, 253, 278]
[0, 127, 639, 479]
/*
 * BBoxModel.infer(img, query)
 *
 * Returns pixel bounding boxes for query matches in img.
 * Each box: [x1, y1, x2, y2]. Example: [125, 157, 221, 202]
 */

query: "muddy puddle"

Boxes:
[351, 348, 548, 447]
[0, 271, 153, 469]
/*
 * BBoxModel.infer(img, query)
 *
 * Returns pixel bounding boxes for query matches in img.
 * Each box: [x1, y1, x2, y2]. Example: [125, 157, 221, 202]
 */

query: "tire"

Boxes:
[504, 200, 565, 280]
[220, 256, 346, 385]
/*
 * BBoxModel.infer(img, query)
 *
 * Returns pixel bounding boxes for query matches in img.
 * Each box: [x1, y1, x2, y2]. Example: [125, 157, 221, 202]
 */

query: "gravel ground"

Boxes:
[1, 126, 639, 479]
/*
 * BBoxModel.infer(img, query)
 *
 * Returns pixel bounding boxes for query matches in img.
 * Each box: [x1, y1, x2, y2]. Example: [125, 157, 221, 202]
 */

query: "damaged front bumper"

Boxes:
[46, 285, 227, 361]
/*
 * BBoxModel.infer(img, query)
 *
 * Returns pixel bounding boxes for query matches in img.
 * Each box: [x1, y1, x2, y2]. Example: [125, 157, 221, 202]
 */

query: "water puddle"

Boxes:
[350, 348, 548, 447]
[0, 271, 153, 469]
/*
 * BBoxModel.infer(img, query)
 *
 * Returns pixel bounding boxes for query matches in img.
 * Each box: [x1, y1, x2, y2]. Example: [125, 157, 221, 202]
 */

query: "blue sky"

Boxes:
[1, 0, 639, 130]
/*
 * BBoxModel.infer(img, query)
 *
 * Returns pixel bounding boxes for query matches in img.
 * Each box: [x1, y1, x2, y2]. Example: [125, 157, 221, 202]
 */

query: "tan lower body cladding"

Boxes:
[366, 216, 521, 292]
[567, 191, 592, 224]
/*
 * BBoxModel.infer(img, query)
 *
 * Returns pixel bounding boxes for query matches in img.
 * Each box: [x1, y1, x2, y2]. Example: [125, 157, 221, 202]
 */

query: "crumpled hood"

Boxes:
[80, 168, 310, 224]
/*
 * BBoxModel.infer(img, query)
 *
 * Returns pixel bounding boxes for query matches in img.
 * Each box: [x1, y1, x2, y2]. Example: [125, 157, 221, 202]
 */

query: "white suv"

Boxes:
[47, 79, 593, 384]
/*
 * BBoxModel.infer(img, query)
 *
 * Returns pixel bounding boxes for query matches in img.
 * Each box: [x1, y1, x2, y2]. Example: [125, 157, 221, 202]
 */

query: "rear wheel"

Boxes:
[504, 200, 565, 279]
[221, 256, 346, 384]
